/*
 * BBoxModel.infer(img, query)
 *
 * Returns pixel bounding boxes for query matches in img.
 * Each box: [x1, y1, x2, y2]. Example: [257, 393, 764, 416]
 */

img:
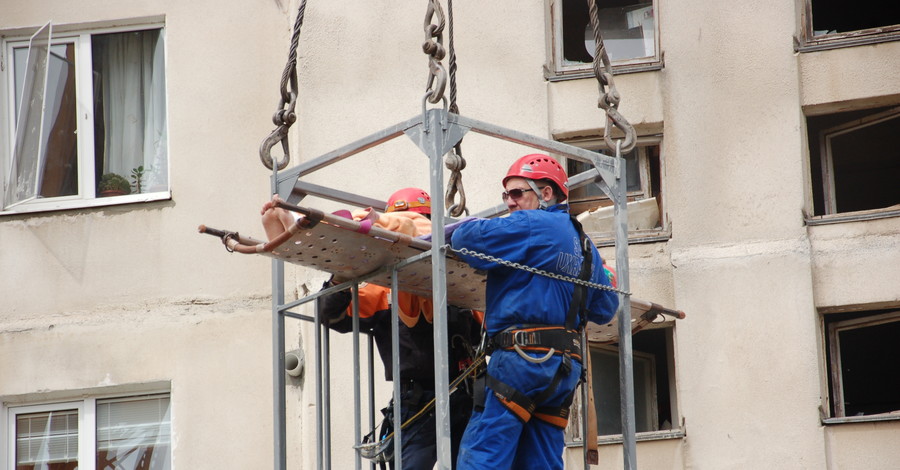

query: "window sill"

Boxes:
[566, 428, 685, 447]
[822, 412, 900, 425]
[546, 57, 665, 82]
[795, 29, 900, 53]
[805, 206, 900, 226]
[1, 191, 171, 216]
[591, 230, 671, 247]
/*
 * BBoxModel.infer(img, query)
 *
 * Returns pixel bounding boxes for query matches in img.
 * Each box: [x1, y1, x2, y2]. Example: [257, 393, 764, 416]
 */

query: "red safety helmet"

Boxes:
[385, 188, 431, 215]
[502, 154, 569, 201]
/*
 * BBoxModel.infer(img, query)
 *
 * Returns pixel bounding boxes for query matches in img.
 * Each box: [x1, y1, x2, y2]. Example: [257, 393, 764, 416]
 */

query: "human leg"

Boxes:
[394, 388, 437, 470]
[450, 392, 473, 469]
[456, 390, 525, 470]
[510, 362, 581, 470]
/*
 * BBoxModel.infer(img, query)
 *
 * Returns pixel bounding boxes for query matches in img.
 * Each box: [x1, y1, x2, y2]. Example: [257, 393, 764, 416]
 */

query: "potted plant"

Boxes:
[98, 173, 131, 197]
[131, 165, 151, 194]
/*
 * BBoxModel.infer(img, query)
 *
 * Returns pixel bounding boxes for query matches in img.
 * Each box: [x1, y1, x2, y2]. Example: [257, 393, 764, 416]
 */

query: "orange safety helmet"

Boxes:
[385, 188, 431, 215]
[502, 154, 569, 201]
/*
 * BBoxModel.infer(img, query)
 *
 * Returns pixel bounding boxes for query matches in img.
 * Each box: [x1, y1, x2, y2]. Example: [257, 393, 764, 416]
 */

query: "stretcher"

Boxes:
[199, 201, 684, 343]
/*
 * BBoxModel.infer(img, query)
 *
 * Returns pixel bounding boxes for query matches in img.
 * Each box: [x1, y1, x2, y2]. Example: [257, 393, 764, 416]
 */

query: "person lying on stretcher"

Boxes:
[260, 187, 433, 241]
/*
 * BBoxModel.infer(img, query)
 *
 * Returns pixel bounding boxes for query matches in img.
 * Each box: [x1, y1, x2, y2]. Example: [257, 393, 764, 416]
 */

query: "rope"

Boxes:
[356, 353, 487, 459]
[441, 0, 468, 217]
[260, 0, 309, 170]
[446, 0, 458, 114]
[450, 246, 631, 296]
[586, 0, 636, 154]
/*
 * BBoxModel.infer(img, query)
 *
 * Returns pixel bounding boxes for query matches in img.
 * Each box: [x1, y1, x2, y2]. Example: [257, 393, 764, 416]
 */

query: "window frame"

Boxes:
[823, 309, 900, 423]
[796, 0, 900, 52]
[1, 21, 170, 216]
[5, 400, 89, 470]
[563, 135, 669, 244]
[805, 106, 900, 225]
[818, 107, 900, 217]
[3, 392, 171, 470]
[565, 323, 683, 447]
[546, 0, 663, 81]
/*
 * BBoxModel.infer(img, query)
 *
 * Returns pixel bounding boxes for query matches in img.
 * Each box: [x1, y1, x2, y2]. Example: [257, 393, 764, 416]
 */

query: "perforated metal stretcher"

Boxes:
[198, 200, 685, 342]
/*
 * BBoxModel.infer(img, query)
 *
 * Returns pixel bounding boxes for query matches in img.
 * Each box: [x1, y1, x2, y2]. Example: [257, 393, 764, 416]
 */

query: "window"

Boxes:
[566, 327, 679, 443]
[806, 106, 900, 220]
[2, 22, 168, 214]
[548, 0, 661, 78]
[6, 394, 171, 470]
[565, 138, 665, 242]
[824, 309, 900, 420]
[798, 0, 900, 51]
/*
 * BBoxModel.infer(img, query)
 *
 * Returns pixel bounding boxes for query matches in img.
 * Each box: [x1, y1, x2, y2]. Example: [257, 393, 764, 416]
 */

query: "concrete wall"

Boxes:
[1, 0, 289, 468]
[3, 0, 899, 469]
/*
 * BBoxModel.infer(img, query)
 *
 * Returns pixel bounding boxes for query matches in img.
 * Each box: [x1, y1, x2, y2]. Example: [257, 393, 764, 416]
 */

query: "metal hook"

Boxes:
[514, 344, 556, 363]
[259, 124, 291, 171]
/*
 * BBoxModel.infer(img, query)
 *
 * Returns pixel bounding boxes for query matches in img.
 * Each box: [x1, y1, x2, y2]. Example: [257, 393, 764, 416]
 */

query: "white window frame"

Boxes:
[546, 0, 662, 80]
[1, 21, 170, 216]
[4, 400, 91, 470]
[2, 392, 170, 470]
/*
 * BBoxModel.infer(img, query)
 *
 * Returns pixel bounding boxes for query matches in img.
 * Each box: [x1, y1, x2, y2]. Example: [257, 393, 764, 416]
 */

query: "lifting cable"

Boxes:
[423, 0, 468, 217]
[260, 0, 309, 171]
[586, 0, 636, 154]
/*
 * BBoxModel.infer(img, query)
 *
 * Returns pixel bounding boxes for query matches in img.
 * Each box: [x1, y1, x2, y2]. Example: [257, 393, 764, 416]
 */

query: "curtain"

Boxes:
[95, 29, 167, 193]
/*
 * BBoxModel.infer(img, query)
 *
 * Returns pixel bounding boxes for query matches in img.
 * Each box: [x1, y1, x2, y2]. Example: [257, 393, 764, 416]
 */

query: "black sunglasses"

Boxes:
[501, 187, 542, 201]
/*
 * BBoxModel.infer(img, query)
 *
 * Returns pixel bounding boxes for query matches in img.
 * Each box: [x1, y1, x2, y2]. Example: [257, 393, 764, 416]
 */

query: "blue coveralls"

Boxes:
[450, 203, 618, 470]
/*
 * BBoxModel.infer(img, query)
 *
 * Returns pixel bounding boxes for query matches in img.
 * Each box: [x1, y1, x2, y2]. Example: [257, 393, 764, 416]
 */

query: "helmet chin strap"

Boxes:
[526, 179, 557, 210]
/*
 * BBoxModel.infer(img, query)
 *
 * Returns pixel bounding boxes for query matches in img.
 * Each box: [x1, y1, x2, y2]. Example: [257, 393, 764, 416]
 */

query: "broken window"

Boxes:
[549, 0, 660, 77]
[565, 139, 665, 241]
[824, 308, 900, 419]
[566, 326, 679, 443]
[806, 106, 900, 218]
[799, 0, 900, 50]
[2, 23, 169, 214]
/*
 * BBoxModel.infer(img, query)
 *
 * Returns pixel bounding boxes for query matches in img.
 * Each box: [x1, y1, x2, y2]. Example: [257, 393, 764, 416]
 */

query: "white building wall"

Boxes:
[2, 1, 899, 469]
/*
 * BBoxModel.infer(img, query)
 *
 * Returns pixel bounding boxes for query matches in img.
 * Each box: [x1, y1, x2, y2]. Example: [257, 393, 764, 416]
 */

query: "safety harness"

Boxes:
[473, 214, 594, 429]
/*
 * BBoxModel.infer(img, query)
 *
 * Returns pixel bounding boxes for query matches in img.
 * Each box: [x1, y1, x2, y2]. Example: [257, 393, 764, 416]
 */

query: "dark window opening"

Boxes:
[825, 309, 900, 418]
[590, 328, 673, 434]
[811, 0, 900, 36]
[807, 106, 900, 216]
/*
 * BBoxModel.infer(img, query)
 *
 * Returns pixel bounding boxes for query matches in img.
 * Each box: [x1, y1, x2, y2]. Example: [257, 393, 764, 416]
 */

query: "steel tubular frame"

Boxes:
[270, 108, 636, 470]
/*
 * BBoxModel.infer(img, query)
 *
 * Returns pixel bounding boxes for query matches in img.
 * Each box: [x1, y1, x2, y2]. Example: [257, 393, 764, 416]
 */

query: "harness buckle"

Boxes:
[512, 329, 530, 347]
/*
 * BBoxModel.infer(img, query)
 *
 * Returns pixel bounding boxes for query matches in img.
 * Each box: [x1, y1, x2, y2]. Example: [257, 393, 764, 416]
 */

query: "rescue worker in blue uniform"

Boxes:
[450, 154, 619, 470]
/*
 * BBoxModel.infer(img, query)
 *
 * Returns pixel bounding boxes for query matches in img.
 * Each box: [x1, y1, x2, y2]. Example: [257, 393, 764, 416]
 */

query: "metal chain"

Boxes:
[443, 0, 467, 217]
[586, 0, 636, 153]
[259, 0, 308, 170]
[449, 246, 631, 296]
[423, 0, 448, 104]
